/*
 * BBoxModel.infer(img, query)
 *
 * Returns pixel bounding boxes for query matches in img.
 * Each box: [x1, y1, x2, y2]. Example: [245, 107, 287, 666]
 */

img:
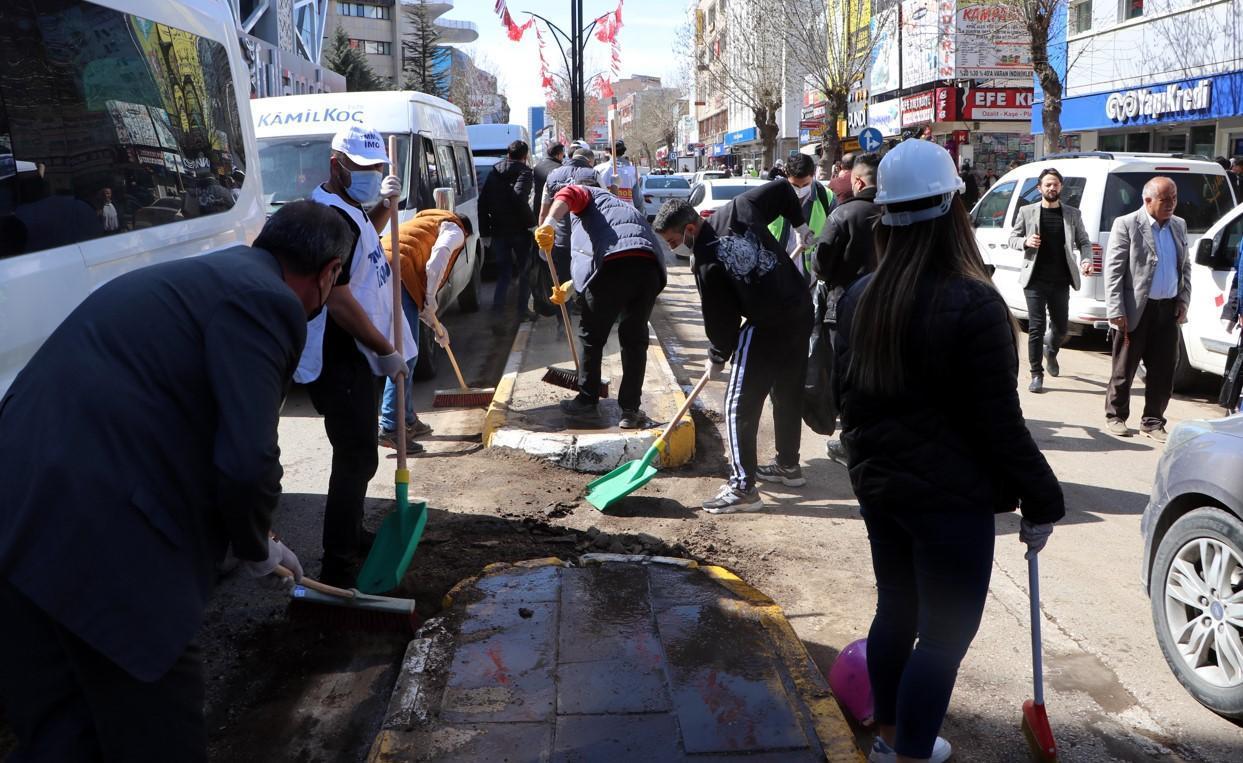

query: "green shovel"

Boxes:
[586, 366, 714, 511]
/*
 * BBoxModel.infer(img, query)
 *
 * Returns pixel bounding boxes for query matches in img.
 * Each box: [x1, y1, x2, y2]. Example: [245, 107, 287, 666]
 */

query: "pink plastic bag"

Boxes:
[828, 638, 874, 726]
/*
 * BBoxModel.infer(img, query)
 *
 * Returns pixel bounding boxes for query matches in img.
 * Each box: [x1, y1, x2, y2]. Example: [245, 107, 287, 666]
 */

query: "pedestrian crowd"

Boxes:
[0, 109, 1236, 763]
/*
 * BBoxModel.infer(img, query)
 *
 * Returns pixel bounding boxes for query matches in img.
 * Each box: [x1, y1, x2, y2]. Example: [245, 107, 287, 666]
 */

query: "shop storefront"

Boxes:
[724, 126, 762, 173]
[869, 98, 902, 139]
[901, 86, 1043, 177]
[1033, 71, 1243, 158]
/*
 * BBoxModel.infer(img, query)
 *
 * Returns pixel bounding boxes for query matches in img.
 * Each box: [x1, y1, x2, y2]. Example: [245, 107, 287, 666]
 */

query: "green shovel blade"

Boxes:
[586, 445, 661, 512]
[356, 498, 428, 594]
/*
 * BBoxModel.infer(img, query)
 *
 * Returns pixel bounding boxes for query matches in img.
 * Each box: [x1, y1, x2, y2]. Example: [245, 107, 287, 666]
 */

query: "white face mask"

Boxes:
[794, 183, 813, 201]
[671, 231, 695, 259]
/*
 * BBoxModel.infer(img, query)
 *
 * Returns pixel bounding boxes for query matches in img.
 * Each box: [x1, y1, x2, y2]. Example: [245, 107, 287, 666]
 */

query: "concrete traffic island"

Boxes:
[482, 318, 695, 474]
[367, 557, 862, 762]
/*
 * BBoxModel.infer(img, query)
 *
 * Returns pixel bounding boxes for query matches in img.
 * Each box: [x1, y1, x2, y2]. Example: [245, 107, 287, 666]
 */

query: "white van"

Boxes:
[1184, 202, 1243, 379]
[467, 123, 531, 188]
[0, 0, 264, 395]
[251, 92, 483, 377]
[972, 153, 1237, 388]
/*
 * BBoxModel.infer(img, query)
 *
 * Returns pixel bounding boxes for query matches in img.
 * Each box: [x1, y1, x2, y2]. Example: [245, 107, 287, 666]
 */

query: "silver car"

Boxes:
[640, 175, 692, 220]
[1142, 414, 1243, 718]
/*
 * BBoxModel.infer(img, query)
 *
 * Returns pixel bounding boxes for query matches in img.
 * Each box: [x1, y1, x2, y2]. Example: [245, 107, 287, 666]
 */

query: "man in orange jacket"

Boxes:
[379, 192, 471, 450]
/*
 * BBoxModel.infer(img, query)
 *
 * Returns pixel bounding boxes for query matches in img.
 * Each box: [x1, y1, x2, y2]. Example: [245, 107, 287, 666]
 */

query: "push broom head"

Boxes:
[287, 584, 421, 635]
[541, 366, 609, 398]
[432, 386, 495, 408]
[1022, 700, 1058, 761]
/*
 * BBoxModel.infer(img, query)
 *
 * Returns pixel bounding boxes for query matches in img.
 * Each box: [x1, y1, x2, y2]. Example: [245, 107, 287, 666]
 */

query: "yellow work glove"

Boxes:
[534, 223, 556, 253]
[550, 280, 573, 306]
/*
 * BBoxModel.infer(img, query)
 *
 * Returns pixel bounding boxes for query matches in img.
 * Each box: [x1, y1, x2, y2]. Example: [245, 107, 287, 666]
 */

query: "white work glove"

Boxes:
[377, 350, 407, 382]
[429, 318, 450, 348]
[1019, 519, 1053, 559]
[794, 224, 813, 252]
[380, 174, 401, 201]
[241, 537, 303, 590]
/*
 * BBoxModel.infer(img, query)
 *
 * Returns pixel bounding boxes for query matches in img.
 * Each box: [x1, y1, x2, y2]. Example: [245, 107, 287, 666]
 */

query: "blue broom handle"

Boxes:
[1029, 552, 1044, 705]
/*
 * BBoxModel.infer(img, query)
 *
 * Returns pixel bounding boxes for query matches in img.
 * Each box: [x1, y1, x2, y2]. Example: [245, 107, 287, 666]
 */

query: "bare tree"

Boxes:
[779, 0, 890, 161]
[541, 67, 607, 143]
[621, 88, 685, 166]
[693, 0, 788, 166]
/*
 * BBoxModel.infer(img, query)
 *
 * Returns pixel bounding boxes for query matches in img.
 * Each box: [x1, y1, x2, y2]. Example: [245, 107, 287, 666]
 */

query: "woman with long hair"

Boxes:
[834, 140, 1065, 763]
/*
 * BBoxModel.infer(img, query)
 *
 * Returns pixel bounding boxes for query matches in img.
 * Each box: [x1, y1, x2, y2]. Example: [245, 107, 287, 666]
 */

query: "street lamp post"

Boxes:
[524, 0, 602, 140]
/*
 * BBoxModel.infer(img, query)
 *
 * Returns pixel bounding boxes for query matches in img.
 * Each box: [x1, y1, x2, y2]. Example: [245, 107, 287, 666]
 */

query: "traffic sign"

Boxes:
[858, 127, 883, 152]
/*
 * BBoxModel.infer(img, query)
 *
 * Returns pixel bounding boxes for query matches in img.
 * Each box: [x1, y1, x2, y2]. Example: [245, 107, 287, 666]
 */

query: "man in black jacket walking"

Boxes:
[532, 142, 565, 221]
[815, 152, 881, 295]
[654, 182, 814, 513]
[480, 140, 536, 314]
[0, 201, 352, 761]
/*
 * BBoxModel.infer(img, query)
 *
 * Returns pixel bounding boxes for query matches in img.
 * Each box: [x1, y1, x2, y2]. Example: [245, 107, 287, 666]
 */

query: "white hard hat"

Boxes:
[331, 125, 388, 166]
[875, 139, 966, 226]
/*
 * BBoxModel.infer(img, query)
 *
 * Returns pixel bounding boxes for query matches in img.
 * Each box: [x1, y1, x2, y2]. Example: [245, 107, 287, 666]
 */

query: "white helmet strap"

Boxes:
[881, 193, 954, 227]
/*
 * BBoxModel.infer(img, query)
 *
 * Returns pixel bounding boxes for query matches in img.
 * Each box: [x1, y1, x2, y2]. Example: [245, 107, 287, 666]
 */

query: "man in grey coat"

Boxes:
[1008, 167, 1093, 393]
[1103, 176, 1191, 441]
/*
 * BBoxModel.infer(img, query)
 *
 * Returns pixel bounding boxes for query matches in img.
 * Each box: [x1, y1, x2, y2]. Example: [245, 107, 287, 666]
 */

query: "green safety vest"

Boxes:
[769, 187, 831, 273]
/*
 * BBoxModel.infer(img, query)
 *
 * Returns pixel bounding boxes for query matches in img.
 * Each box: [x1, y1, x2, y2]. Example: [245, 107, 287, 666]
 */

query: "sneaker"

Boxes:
[1028, 374, 1044, 393]
[559, 396, 599, 417]
[701, 484, 764, 514]
[618, 408, 652, 429]
[406, 417, 433, 438]
[826, 439, 849, 467]
[756, 462, 806, 487]
[1044, 346, 1060, 377]
[378, 428, 426, 454]
[1106, 418, 1131, 437]
[868, 735, 952, 763]
[1141, 426, 1168, 443]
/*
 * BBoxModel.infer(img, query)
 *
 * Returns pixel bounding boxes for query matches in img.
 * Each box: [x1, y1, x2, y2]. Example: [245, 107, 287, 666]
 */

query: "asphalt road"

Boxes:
[650, 258, 1243, 762]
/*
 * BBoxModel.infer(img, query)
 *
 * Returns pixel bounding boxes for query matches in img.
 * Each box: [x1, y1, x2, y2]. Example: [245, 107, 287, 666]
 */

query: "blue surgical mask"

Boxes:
[344, 168, 382, 205]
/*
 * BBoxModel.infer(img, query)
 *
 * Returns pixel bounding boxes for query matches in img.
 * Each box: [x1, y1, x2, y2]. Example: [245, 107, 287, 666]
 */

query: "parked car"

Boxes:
[1184, 202, 1243, 380]
[1142, 413, 1243, 719]
[971, 152, 1237, 390]
[674, 178, 770, 259]
[691, 169, 729, 187]
[640, 174, 692, 219]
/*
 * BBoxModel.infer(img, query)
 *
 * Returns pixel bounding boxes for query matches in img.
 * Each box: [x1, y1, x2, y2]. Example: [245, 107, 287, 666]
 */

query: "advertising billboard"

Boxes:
[869, 7, 900, 95]
[955, 2, 1031, 79]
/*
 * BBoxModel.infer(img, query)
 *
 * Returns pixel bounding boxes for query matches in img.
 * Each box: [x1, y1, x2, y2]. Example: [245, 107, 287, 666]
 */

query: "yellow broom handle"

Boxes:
[442, 341, 470, 391]
[388, 135, 406, 472]
[541, 241, 580, 371]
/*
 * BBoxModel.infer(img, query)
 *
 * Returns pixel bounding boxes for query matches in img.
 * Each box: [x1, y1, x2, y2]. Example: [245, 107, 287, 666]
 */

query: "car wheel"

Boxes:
[1150, 507, 1243, 719]
[457, 245, 481, 314]
[1172, 332, 1198, 393]
[412, 323, 437, 381]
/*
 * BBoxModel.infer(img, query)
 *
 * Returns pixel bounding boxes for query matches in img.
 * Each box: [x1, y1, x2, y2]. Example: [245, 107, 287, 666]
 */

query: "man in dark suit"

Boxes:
[0, 201, 354, 761]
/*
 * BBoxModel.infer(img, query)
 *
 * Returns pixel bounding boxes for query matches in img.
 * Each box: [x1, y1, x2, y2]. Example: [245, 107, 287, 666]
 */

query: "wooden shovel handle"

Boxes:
[654, 366, 713, 449]
[275, 564, 355, 599]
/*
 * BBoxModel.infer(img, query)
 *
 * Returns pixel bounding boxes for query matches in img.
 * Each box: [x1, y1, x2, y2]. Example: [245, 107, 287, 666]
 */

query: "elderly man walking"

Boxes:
[1104, 176, 1191, 442]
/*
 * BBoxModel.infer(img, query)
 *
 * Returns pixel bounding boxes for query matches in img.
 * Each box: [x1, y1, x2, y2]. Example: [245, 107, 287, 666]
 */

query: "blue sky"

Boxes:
[464, 0, 684, 118]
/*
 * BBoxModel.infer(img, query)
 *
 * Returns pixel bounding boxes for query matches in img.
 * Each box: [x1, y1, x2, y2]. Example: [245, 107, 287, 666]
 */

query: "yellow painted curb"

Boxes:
[649, 339, 696, 469]
[481, 321, 531, 448]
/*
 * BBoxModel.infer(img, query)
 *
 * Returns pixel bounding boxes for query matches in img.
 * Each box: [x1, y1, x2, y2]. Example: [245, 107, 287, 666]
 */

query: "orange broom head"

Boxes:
[432, 387, 495, 408]
[1021, 700, 1057, 762]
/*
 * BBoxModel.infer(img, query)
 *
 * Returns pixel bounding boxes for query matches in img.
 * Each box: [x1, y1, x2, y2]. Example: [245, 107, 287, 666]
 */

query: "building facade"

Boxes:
[323, 0, 478, 87]
[1033, 0, 1243, 159]
[228, 0, 346, 97]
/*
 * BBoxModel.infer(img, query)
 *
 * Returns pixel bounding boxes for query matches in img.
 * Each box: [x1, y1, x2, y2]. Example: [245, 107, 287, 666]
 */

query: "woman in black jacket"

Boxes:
[835, 140, 1064, 763]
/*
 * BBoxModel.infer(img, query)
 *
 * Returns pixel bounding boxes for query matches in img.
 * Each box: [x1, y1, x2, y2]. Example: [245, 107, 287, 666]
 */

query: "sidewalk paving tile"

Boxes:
[656, 600, 810, 754]
[556, 657, 672, 714]
[418, 722, 552, 763]
[648, 564, 734, 613]
[473, 563, 562, 604]
[552, 713, 682, 762]
[559, 565, 661, 665]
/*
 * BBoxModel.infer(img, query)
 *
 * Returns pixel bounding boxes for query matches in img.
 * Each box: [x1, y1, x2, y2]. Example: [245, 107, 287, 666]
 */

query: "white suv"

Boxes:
[971, 153, 1237, 388]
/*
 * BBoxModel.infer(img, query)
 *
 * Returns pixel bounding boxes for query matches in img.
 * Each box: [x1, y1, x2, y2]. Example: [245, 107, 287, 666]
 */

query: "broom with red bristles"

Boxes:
[537, 238, 609, 398]
[432, 325, 496, 408]
[1022, 551, 1058, 761]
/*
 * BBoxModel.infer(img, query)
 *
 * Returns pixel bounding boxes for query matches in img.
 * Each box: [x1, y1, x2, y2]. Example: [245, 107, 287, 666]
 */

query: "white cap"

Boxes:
[331, 125, 388, 166]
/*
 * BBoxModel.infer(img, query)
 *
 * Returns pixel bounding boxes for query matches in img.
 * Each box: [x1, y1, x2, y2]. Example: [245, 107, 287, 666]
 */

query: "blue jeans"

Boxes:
[861, 504, 994, 759]
[490, 233, 532, 311]
[380, 290, 420, 433]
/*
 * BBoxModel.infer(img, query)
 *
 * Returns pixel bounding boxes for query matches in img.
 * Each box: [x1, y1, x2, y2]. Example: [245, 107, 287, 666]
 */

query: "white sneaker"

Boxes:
[701, 484, 764, 514]
[868, 735, 952, 763]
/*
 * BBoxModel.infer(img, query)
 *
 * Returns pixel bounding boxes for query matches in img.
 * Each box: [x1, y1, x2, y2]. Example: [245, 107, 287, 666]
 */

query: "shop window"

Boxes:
[1098, 134, 1126, 152]
[0, 0, 245, 258]
[1122, 0, 1142, 20]
[972, 181, 1016, 229]
[1126, 132, 1150, 152]
[1190, 125, 1215, 159]
[1071, 1, 1092, 33]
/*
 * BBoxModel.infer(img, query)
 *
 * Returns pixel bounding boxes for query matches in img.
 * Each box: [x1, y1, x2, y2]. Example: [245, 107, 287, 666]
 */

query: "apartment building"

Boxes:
[324, 0, 478, 86]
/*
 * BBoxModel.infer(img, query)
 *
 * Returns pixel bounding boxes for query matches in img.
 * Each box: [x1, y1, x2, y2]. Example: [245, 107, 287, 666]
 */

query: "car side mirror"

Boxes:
[1194, 238, 1215, 267]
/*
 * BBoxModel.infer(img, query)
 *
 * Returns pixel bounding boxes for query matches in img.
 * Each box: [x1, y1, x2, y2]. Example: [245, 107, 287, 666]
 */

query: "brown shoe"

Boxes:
[1141, 426, 1168, 443]
[1106, 419, 1131, 437]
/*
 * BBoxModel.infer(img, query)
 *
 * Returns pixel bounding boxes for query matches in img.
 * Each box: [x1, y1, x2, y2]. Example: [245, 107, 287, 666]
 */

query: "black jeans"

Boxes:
[490, 232, 532, 312]
[725, 305, 813, 491]
[861, 505, 994, 760]
[306, 317, 385, 561]
[0, 582, 207, 762]
[1106, 298, 1180, 429]
[576, 257, 664, 411]
[1023, 279, 1069, 375]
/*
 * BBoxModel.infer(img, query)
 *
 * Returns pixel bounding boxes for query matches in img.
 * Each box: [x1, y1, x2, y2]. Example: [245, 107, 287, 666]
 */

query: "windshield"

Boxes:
[645, 177, 690, 189]
[1100, 172, 1233, 234]
[709, 184, 758, 201]
[257, 134, 411, 215]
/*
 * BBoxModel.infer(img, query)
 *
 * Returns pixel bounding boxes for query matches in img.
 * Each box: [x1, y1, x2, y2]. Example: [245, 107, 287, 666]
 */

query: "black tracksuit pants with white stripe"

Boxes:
[725, 303, 813, 492]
